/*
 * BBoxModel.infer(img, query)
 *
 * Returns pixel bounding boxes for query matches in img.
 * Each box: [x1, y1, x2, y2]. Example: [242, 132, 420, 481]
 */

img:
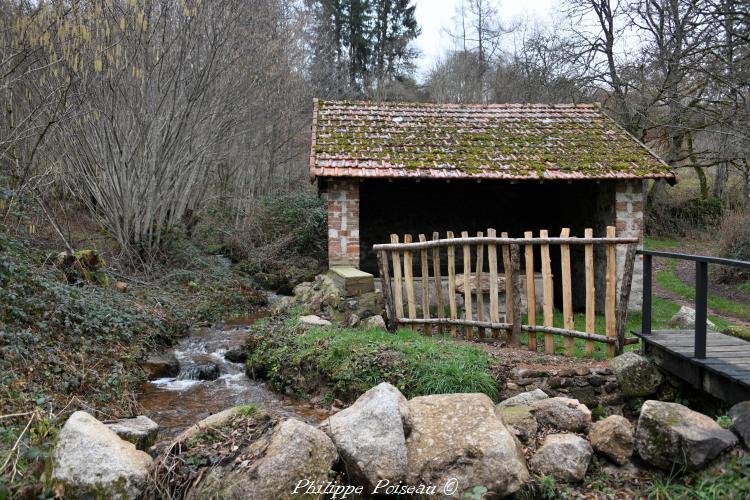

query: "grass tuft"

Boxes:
[245, 317, 499, 402]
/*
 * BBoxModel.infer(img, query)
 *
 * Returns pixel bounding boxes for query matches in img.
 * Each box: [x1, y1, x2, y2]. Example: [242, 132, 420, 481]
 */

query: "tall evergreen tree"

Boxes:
[308, 0, 419, 93]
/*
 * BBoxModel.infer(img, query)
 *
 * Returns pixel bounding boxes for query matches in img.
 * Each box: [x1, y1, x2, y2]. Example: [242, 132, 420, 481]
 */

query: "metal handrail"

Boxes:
[637, 249, 750, 359]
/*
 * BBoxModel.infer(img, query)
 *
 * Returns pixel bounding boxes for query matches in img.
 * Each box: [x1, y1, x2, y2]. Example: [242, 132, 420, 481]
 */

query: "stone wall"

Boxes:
[615, 180, 645, 310]
[502, 366, 623, 410]
[327, 178, 360, 267]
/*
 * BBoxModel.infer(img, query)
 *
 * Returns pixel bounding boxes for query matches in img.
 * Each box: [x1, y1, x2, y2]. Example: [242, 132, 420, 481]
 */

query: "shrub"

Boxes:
[647, 196, 723, 237]
[716, 209, 750, 282]
[223, 192, 327, 292]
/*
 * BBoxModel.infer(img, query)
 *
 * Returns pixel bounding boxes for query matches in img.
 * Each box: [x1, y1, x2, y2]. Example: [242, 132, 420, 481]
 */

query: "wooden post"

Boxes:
[560, 228, 574, 356]
[390, 234, 404, 322]
[615, 243, 637, 355]
[475, 231, 486, 338]
[605, 226, 617, 357]
[540, 229, 555, 354]
[432, 232, 445, 334]
[524, 231, 537, 351]
[584, 228, 596, 355]
[404, 234, 417, 330]
[447, 231, 458, 337]
[377, 249, 397, 331]
[419, 234, 432, 336]
[510, 244, 522, 347]
[462, 231, 473, 340]
[487, 228, 500, 339]
[501, 232, 513, 339]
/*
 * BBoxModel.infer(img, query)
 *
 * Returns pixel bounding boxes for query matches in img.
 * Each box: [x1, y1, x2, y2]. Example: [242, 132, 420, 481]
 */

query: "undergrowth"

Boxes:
[245, 315, 500, 402]
[648, 454, 750, 499]
[0, 231, 265, 497]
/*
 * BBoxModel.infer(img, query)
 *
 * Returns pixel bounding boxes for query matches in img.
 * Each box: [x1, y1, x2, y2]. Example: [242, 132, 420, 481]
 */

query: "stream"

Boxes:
[137, 312, 330, 442]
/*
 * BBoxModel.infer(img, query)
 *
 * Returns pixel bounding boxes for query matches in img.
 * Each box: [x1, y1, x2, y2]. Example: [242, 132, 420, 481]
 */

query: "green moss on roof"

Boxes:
[310, 100, 673, 180]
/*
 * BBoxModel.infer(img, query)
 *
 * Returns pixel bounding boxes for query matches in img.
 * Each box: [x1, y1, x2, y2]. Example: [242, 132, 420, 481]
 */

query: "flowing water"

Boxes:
[137, 312, 330, 442]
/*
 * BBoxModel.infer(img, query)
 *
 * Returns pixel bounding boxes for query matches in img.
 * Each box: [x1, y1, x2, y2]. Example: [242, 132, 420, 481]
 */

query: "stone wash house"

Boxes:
[309, 100, 675, 309]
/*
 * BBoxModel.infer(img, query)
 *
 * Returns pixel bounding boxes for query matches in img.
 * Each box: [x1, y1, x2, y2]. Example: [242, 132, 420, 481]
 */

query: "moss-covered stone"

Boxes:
[635, 400, 738, 470]
[610, 353, 663, 397]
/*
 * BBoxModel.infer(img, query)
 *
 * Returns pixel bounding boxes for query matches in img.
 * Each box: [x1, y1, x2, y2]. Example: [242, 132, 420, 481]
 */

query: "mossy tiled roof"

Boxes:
[310, 100, 673, 181]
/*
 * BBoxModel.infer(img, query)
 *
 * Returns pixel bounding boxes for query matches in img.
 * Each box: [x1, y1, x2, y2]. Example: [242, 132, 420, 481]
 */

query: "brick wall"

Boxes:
[327, 178, 360, 267]
[615, 180, 645, 310]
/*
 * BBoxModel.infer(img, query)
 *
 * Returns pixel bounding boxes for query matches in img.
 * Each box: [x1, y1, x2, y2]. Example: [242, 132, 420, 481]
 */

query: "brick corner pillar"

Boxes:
[327, 178, 360, 268]
[615, 179, 645, 311]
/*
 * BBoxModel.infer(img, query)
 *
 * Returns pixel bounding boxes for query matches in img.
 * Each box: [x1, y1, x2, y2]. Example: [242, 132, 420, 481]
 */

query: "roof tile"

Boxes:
[310, 100, 673, 181]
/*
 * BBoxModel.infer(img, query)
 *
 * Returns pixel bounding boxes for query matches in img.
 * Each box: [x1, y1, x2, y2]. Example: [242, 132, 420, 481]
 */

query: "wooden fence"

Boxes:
[373, 227, 639, 357]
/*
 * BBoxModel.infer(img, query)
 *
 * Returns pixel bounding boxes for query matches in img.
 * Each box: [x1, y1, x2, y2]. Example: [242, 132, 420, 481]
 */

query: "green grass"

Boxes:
[738, 282, 750, 296]
[647, 454, 750, 499]
[656, 261, 750, 322]
[245, 316, 498, 402]
[645, 236, 684, 251]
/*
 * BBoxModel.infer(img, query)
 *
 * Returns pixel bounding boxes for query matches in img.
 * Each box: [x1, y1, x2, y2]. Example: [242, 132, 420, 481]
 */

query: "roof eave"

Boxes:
[309, 98, 319, 184]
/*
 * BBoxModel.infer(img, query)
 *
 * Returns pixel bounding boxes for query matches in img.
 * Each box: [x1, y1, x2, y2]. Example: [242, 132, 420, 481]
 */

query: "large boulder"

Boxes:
[588, 415, 634, 465]
[328, 383, 411, 487]
[106, 416, 159, 451]
[52, 411, 153, 499]
[406, 393, 529, 498]
[361, 314, 387, 330]
[528, 434, 593, 482]
[530, 397, 591, 433]
[495, 405, 538, 444]
[497, 388, 548, 408]
[635, 400, 738, 470]
[142, 351, 179, 379]
[189, 418, 338, 500]
[610, 352, 663, 397]
[729, 401, 750, 447]
[668, 306, 716, 331]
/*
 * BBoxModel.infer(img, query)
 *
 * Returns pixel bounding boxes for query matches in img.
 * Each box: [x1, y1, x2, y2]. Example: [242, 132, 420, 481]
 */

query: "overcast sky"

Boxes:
[413, 0, 562, 78]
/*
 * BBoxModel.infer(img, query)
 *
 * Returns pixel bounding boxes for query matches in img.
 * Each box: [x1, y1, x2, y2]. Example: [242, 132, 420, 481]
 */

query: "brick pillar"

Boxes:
[615, 180, 645, 310]
[327, 178, 360, 267]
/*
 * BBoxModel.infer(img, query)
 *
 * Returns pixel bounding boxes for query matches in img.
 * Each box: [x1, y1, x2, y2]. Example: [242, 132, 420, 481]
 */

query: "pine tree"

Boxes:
[307, 0, 419, 93]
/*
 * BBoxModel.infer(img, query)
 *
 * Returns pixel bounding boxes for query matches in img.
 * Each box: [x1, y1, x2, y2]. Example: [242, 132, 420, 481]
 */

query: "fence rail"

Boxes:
[374, 227, 639, 357]
[639, 249, 750, 359]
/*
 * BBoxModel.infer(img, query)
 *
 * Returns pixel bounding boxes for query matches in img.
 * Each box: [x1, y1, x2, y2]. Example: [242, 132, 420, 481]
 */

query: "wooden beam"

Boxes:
[404, 234, 416, 330]
[540, 229, 555, 354]
[475, 231, 486, 338]
[488, 228, 500, 339]
[584, 228, 595, 355]
[560, 228, 574, 356]
[390, 234, 404, 322]
[462, 231, 473, 340]
[432, 231, 445, 334]
[606, 226, 617, 357]
[419, 234, 431, 336]
[524, 230, 537, 351]
[447, 231, 457, 337]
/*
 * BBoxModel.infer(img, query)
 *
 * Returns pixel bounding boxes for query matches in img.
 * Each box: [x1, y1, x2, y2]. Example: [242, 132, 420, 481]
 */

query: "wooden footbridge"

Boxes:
[634, 250, 750, 404]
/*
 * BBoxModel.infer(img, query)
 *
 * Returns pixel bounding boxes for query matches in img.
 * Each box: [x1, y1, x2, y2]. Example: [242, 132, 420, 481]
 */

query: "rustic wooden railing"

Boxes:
[374, 227, 640, 357]
[639, 249, 750, 358]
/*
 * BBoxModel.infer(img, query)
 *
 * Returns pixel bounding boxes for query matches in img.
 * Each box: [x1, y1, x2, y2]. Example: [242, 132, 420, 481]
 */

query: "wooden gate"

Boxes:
[373, 227, 639, 357]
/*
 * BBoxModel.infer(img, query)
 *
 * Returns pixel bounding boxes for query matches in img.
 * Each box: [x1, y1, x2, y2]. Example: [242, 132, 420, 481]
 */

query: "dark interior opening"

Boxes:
[359, 178, 618, 310]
